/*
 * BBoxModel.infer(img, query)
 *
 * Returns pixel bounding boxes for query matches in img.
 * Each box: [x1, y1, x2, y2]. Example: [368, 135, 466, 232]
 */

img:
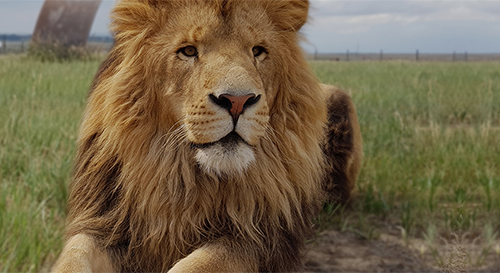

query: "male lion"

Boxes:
[53, 0, 362, 272]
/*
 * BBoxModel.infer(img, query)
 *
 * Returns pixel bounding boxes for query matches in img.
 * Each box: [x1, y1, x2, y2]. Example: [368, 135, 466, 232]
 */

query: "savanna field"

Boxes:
[0, 55, 499, 271]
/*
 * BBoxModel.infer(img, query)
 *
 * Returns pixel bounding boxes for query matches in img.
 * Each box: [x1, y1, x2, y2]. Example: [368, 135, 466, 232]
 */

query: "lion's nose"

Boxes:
[209, 93, 261, 124]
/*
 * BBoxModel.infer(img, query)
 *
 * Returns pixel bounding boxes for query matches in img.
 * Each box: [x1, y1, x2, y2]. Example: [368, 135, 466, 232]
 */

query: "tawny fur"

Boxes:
[53, 0, 362, 272]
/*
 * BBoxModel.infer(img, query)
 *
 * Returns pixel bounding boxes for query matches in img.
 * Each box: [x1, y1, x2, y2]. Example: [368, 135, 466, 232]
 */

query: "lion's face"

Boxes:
[109, 0, 309, 176]
[174, 18, 271, 175]
[184, 46, 269, 175]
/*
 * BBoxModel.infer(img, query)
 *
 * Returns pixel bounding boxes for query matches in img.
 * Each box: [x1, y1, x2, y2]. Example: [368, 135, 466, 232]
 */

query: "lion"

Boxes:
[52, 0, 362, 272]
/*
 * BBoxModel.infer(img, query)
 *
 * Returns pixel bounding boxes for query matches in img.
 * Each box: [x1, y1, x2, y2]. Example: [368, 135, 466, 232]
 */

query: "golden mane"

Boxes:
[54, 0, 362, 272]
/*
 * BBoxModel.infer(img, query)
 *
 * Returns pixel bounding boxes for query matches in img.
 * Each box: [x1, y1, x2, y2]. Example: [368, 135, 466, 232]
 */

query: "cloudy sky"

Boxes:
[1, 0, 499, 53]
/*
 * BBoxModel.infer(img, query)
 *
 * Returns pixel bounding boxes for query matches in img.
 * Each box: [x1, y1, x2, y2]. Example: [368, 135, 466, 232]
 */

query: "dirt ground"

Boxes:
[304, 227, 500, 273]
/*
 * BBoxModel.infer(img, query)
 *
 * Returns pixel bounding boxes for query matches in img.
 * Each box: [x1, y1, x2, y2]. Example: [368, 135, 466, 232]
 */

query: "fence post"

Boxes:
[346, 50, 349, 61]
[2, 35, 6, 54]
[416, 50, 419, 61]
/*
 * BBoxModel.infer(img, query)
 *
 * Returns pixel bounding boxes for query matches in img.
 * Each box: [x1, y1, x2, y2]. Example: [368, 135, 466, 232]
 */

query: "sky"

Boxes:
[0, 0, 499, 53]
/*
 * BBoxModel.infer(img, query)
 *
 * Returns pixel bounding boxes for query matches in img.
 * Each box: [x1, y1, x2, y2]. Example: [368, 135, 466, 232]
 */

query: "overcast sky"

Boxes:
[1, 0, 499, 53]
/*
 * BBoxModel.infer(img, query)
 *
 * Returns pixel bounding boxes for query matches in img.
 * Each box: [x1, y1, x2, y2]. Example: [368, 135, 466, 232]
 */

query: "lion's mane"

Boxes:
[64, 0, 347, 272]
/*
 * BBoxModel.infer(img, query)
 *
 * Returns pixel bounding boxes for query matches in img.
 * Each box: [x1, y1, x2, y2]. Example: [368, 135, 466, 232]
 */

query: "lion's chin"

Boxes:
[194, 132, 255, 176]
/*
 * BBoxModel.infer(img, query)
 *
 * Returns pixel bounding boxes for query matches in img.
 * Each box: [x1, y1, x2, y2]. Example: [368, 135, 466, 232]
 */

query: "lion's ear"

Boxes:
[110, 0, 169, 36]
[265, 0, 309, 32]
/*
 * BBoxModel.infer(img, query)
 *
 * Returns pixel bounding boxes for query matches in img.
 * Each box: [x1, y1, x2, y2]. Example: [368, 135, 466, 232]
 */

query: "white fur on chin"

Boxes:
[195, 142, 255, 176]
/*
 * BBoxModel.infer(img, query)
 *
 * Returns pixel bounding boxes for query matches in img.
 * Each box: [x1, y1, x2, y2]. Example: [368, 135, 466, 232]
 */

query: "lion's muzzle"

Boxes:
[184, 64, 269, 176]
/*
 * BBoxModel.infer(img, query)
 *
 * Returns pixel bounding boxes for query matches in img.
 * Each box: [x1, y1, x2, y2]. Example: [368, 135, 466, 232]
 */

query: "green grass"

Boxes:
[0, 56, 100, 271]
[311, 61, 500, 267]
[1, 56, 499, 271]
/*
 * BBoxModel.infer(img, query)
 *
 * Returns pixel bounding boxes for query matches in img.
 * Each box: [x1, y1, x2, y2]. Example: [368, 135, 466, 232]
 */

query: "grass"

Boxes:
[0, 55, 499, 271]
[27, 43, 102, 62]
[0, 55, 100, 271]
[311, 61, 500, 268]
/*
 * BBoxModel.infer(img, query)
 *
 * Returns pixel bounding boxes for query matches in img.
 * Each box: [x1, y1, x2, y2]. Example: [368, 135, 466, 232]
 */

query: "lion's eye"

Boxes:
[178, 46, 198, 57]
[252, 46, 266, 57]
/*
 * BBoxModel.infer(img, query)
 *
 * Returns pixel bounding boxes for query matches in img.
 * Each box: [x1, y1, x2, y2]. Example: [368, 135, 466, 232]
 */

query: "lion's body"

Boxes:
[53, 0, 362, 272]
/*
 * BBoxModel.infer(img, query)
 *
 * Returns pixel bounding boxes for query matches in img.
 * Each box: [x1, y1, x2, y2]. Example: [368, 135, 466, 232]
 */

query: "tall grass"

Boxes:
[0, 56, 100, 271]
[27, 43, 101, 62]
[311, 61, 500, 267]
[0, 56, 498, 271]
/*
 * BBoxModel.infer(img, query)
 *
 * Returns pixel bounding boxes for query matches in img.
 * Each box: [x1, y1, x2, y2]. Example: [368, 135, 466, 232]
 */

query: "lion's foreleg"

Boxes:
[168, 241, 258, 272]
[52, 234, 115, 273]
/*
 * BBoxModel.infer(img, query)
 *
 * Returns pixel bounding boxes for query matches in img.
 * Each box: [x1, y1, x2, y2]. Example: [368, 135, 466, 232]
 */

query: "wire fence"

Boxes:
[0, 39, 28, 54]
[0, 35, 113, 55]
[305, 51, 500, 62]
[0, 41, 113, 55]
